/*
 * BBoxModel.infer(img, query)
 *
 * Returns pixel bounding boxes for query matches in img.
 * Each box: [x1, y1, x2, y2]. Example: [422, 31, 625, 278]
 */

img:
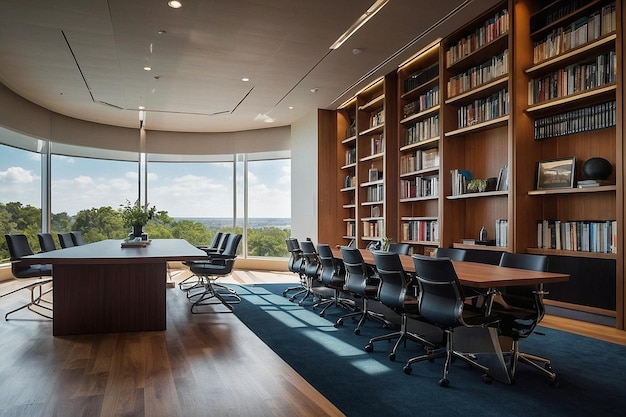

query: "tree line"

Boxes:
[0, 202, 290, 261]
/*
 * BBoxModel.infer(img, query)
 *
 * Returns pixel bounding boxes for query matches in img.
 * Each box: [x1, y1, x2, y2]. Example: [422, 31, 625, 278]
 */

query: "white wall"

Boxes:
[289, 110, 319, 242]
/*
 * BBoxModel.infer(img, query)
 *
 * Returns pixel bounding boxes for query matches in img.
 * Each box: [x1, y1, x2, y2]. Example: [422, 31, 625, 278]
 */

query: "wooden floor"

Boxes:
[0, 267, 625, 417]
[0, 270, 344, 417]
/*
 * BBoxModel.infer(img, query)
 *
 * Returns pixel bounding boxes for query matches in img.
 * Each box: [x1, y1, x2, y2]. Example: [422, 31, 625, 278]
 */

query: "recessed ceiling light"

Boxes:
[144, 66, 152, 71]
[157, 30, 167, 35]
[310, 88, 319, 93]
[168, 1, 182, 9]
[138, 106, 145, 110]
[288, 106, 294, 110]
[242, 77, 249, 82]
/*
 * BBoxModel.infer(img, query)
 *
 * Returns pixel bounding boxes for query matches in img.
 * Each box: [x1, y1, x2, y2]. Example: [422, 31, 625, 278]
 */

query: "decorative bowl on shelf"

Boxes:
[582, 157, 612, 180]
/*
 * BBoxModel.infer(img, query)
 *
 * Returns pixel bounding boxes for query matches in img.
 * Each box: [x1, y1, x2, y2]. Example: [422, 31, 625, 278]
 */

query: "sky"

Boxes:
[0, 144, 291, 218]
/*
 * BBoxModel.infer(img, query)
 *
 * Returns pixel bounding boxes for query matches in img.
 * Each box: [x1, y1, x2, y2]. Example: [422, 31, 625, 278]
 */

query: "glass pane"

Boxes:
[147, 161, 234, 246]
[245, 158, 291, 258]
[0, 143, 42, 257]
[51, 154, 137, 242]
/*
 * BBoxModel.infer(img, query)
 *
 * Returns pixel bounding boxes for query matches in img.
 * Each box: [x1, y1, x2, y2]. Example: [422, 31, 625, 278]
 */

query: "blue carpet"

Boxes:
[232, 283, 626, 417]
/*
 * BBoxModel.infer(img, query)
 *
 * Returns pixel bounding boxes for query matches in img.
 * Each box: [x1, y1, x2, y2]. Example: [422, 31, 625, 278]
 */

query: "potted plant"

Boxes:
[120, 199, 156, 239]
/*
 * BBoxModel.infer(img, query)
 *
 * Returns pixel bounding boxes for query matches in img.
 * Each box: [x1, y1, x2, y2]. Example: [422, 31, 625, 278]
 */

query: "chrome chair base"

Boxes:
[1, 278, 53, 320]
[188, 277, 241, 313]
[506, 340, 558, 386]
[365, 314, 437, 361]
[335, 298, 392, 335]
[312, 288, 357, 317]
[403, 329, 493, 387]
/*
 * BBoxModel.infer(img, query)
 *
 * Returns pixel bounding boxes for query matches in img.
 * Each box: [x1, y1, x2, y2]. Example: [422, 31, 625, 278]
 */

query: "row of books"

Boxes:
[447, 49, 508, 98]
[446, 8, 510, 67]
[371, 109, 384, 128]
[344, 148, 356, 165]
[402, 86, 439, 118]
[400, 148, 439, 174]
[343, 175, 356, 189]
[401, 219, 439, 243]
[494, 219, 508, 247]
[363, 220, 384, 238]
[532, 3, 616, 65]
[370, 135, 384, 155]
[537, 219, 617, 254]
[531, 0, 609, 31]
[457, 88, 509, 129]
[403, 63, 439, 94]
[365, 184, 384, 203]
[345, 222, 356, 238]
[528, 51, 617, 105]
[534, 100, 616, 140]
[400, 176, 439, 199]
[403, 114, 439, 146]
[450, 169, 468, 196]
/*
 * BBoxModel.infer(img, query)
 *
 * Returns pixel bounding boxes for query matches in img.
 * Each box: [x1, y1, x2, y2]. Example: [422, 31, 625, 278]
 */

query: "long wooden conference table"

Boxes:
[24, 239, 207, 336]
[331, 248, 569, 383]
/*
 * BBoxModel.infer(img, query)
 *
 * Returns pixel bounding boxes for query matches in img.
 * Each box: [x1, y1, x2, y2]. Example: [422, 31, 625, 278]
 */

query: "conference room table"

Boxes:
[23, 239, 208, 336]
[331, 248, 570, 383]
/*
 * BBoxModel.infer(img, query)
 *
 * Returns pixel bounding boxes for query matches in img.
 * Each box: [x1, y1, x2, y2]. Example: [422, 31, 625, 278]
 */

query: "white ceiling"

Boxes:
[0, 0, 501, 133]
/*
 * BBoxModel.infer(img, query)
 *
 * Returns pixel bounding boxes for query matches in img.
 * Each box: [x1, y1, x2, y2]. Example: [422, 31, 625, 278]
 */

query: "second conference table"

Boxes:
[24, 239, 208, 336]
[331, 248, 569, 383]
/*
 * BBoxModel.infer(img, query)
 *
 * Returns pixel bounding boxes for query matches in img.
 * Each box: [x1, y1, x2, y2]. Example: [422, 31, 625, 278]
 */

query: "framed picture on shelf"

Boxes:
[536, 157, 575, 190]
[496, 164, 508, 191]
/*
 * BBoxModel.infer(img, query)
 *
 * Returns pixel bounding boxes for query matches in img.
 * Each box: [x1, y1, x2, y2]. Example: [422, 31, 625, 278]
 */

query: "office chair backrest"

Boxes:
[300, 240, 319, 279]
[5, 234, 52, 278]
[38, 233, 58, 252]
[373, 250, 408, 310]
[209, 232, 223, 249]
[317, 243, 344, 287]
[216, 233, 230, 252]
[387, 242, 410, 255]
[435, 247, 467, 261]
[340, 246, 371, 295]
[498, 252, 548, 324]
[70, 231, 85, 245]
[221, 233, 242, 257]
[58, 232, 75, 248]
[413, 254, 465, 328]
[286, 238, 305, 275]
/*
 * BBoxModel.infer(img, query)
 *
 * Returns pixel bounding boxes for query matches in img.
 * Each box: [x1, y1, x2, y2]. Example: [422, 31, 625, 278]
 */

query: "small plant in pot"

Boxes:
[121, 199, 156, 239]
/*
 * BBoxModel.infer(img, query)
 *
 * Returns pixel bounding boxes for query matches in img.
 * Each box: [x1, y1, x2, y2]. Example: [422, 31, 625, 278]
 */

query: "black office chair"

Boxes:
[387, 242, 410, 255]
[365, 251, 437, 360]
[203, 232, 230, 255]
[495, 252, 558, 386]
[57, 232, 75, 249]
[335, 246, 390, 335]
[179, 232, 224, 291]
[2, 234, 53, 320]
[434, 247, 467, 261]
[297, 240, 322, 306]
[38, 233, 58, 252]
[312, 244, 356, 317]
[188, 233, 242, 313]
[403, 255, 499, 387]
[70, 231, 85, 245]
[283, 238, 308, 301]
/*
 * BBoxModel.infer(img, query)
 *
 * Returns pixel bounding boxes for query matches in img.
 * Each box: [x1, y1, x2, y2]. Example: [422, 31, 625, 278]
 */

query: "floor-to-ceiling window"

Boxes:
[0, 135, 42, 258]
[1, 127, 290, 261]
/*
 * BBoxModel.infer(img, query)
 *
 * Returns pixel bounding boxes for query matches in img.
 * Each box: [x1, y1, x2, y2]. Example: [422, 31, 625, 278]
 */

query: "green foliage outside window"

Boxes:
[0, 202, 290, 261]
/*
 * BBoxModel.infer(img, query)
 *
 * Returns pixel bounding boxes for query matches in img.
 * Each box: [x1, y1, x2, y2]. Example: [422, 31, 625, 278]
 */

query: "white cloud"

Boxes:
[0, 166, 36, 183]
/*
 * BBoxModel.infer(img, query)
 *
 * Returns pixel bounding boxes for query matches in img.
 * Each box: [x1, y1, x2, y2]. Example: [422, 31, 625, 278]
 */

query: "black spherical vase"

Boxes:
[582, 157, 612, 180]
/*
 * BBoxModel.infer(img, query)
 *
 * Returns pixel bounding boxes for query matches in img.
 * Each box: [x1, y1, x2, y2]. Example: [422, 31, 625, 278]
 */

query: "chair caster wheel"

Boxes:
[389, 353, 396, 361]
[439, 378, 450, 387]
[403, 365, 412, 375]
[364, 343, 373, 353]
[354, 328, 360, 335]
[288, 296, 296, 302]
[335, 319, 343, 327]
[481, 374, 492, 384]
[548, 378, 559, 388]
[319, 312, 325, 317]
[544, 363, 553, 371]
